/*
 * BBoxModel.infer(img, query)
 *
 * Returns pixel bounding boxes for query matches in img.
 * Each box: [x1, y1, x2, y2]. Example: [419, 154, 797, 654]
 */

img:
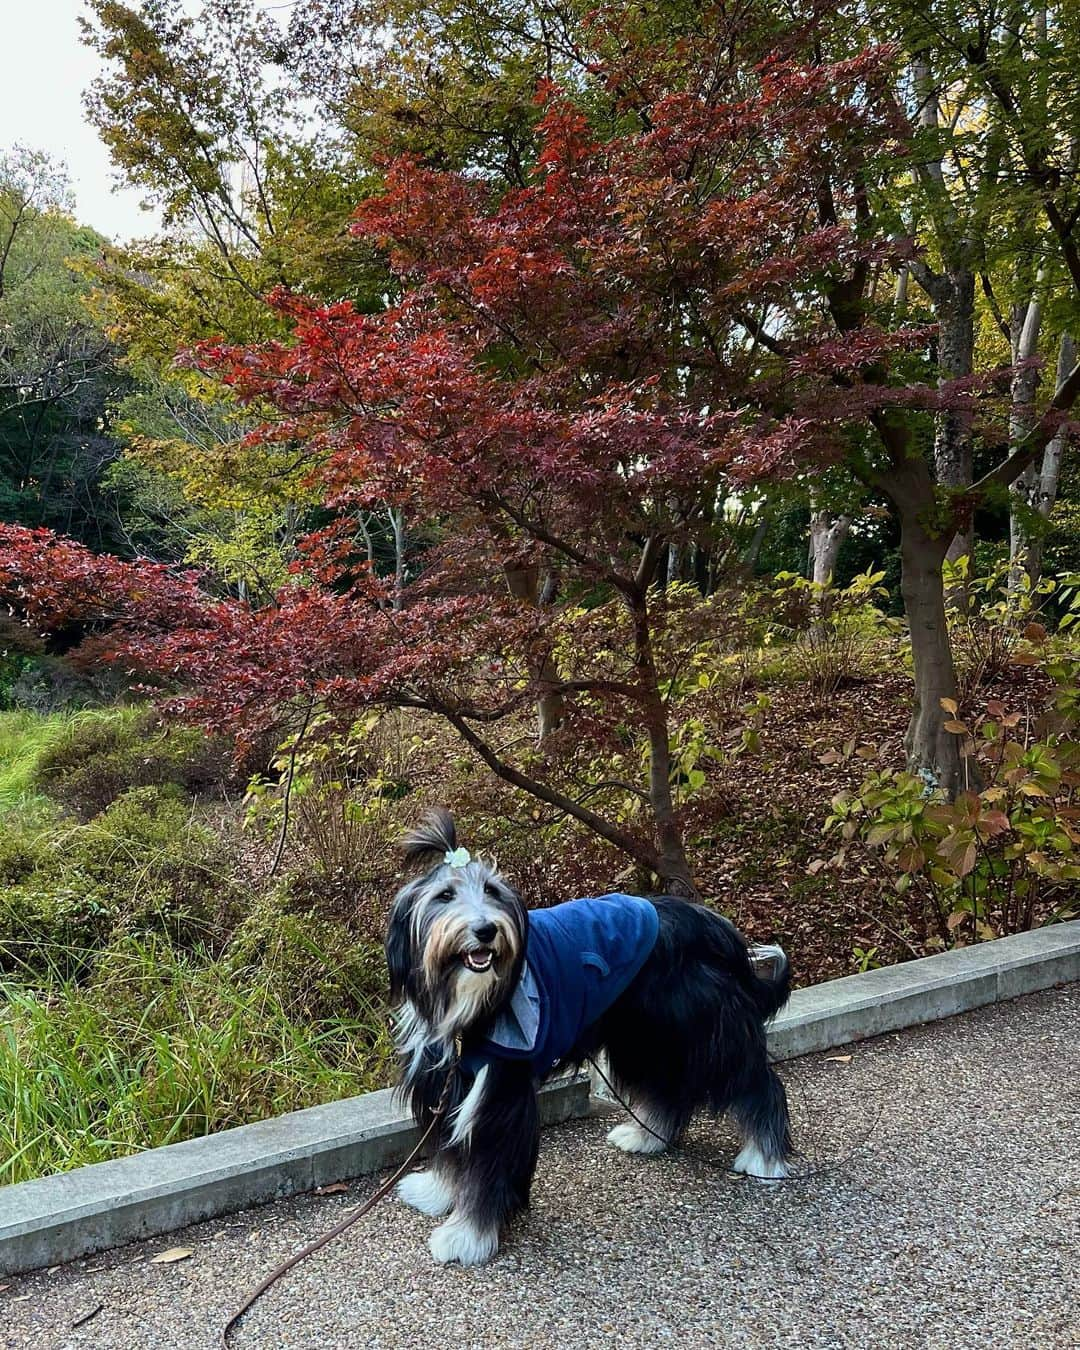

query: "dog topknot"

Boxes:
[401, 807, 458, 870]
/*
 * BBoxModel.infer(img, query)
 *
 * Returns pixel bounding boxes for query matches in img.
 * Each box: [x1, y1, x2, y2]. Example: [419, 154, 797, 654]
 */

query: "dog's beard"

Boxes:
[403, 906, 522, 1041]
[426, 918, 519, 1039]
[435, 965, 505, 1039]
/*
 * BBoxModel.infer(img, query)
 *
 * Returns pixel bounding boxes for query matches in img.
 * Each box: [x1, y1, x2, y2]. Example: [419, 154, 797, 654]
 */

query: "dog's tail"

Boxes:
[747, 943, 791, 1020]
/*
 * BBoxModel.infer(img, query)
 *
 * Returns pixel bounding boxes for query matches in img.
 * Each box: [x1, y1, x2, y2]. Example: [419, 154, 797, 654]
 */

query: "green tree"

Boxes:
[81, 0, 391, 582]
[0, 149, 129, 550]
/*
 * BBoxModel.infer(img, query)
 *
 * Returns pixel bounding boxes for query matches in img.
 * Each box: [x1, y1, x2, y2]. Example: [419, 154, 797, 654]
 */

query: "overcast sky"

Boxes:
[0, 1, 290, 243]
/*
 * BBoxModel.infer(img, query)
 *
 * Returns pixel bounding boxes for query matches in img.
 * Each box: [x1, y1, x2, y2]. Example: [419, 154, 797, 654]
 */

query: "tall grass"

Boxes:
[0, 710, 65, 811]
[0, 709, 397, 1185]
[0, 707, 138, 813]
[0, 937, 395, 1185]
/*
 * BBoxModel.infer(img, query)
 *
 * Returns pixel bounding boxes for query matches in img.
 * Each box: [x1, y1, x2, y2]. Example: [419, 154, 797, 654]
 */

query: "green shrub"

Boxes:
[0, 882, 113, 980]
[0, 787, 248, 974]
[63, 786, 245, 949]
[226, 888, 387, 1022]
[824, 651, 1080, 944]
[0, 808, 54, 886]
[34, 707, 238, 818]
[766, 569, 899, 707]
[243, 710, 412, 891]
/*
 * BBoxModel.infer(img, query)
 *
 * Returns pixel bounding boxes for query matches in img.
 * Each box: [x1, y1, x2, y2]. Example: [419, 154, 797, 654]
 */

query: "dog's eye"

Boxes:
[436, 888, 454, 902]
[483, 880, 499, 897]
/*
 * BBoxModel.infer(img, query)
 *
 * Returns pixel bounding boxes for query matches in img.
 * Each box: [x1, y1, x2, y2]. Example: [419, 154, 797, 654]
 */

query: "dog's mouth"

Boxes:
[461, 947, 495, 974]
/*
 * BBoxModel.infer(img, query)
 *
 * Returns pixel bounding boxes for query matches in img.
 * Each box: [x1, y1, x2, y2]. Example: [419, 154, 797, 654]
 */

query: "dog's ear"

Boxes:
[400, 807, 458, 870]
[385, 879, 420, 1002]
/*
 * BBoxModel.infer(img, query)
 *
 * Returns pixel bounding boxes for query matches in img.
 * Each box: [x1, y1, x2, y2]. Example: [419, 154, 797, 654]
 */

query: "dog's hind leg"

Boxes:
[428, 1060, 539, 1265]
[606, 1097, 679, 1154]
[600, 1023, 693, 1155]
[730, 1065, 792, 1181]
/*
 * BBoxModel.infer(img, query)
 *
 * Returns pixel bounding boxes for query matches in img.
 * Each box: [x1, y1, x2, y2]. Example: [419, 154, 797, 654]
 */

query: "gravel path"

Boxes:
[3, 984, 1078, 1350]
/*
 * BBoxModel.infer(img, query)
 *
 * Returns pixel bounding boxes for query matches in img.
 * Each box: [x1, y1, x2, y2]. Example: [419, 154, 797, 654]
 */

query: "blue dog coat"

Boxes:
[467, 894, 659, 1077]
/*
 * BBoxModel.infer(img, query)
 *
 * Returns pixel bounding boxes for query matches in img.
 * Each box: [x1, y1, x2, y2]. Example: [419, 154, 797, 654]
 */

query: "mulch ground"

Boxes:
[690, 659, 1057, 983]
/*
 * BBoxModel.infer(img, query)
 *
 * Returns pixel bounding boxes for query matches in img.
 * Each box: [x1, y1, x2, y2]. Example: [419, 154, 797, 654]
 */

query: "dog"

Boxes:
[385, 808, 792, 1265]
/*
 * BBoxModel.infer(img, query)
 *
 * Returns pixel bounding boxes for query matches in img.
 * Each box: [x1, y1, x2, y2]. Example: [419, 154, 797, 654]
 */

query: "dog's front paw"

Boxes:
[607, 1119, 668, 1155]
[428, 1216, 499, 1266]
[397, 1168, 454, 1216]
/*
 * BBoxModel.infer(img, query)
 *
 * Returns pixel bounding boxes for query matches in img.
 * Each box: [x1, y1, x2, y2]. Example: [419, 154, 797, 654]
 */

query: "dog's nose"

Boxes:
[473, 922, 498, 944]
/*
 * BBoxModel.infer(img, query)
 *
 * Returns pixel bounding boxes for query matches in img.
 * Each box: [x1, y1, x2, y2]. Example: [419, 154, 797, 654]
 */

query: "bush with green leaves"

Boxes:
[226, 889, 388, 1023]
[944, 558, 1080, 701]
[67, 785, 245, 946]
[243, 710, 417, 886]
[34, 706, 239, 818]
[0, 881, 113, 981]
[825, 652, 1080, 946]
[0, 806, 53, 885]
[0, 785, 246, 977]
[767, 569, 898, 707]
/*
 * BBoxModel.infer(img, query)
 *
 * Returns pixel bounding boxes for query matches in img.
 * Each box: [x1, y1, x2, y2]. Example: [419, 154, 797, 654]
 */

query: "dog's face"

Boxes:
[387, 811, 526, 1037]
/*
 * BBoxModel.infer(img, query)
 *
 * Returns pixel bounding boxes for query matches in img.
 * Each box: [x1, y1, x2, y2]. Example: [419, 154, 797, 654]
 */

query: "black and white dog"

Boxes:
[386, 809, 792, 1265]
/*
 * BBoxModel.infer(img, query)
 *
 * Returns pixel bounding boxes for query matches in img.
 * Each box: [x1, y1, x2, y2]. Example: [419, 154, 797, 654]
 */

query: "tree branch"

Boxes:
[972, 358, 1080, 494]
[441, 708, 660, 872]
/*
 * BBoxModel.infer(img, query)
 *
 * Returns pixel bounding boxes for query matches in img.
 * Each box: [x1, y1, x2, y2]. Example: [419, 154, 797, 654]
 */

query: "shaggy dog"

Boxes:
[386, 808, 792, 1265]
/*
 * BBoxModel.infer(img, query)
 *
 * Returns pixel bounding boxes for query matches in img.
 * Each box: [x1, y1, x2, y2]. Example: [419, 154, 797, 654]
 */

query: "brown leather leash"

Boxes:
[221, 1074, 453, 1347]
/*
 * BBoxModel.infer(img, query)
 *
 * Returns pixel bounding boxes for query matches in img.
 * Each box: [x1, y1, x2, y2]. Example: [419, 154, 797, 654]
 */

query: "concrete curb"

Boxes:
[2, 920, 1077, 1277]
[766, 918, 1080, 1060]
[0, 1075, 588, 1278]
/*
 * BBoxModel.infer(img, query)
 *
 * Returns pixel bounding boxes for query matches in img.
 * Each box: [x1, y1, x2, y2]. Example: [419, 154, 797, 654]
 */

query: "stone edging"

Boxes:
[0, 1076, 588, 1277]
[766, 918, 1080, 1059]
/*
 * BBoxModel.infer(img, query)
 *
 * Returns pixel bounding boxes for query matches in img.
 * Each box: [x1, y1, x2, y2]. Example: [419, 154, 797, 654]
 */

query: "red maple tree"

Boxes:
[0, 25, 936, 893]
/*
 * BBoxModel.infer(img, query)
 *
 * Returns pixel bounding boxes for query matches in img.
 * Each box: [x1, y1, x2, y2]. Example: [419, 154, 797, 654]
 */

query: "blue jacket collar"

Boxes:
[485, 960, 541, 1053]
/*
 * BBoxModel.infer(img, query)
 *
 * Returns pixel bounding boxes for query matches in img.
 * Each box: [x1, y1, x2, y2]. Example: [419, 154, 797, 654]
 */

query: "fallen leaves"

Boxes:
[824, 1054, 852, 1064]
[150, 1247, 193, 1265]
[314, 1182, 350, 1195]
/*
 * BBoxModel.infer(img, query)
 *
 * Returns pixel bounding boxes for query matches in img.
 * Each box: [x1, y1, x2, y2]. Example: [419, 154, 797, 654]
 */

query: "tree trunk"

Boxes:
[899, 511, 970, 796]
[1011, 331, 1073, 588]
[666, 542, 681, 585]
[933, 267, 976, 575]
[631, 596, 697, 898]
[909, 55, 977, 595]
[894, 263, 910, 314]
[642, 693, 696, 896]
[807, 508, 851, 584]
[503, 561, 566, 741]
[389, 505, 406, 610]
[742, 510, 770, 571]
[1007, 288, 1043, 592]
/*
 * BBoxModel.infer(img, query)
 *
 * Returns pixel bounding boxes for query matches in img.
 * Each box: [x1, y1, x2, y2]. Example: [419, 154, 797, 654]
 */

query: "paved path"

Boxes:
[2, 984, 1078, 1350]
